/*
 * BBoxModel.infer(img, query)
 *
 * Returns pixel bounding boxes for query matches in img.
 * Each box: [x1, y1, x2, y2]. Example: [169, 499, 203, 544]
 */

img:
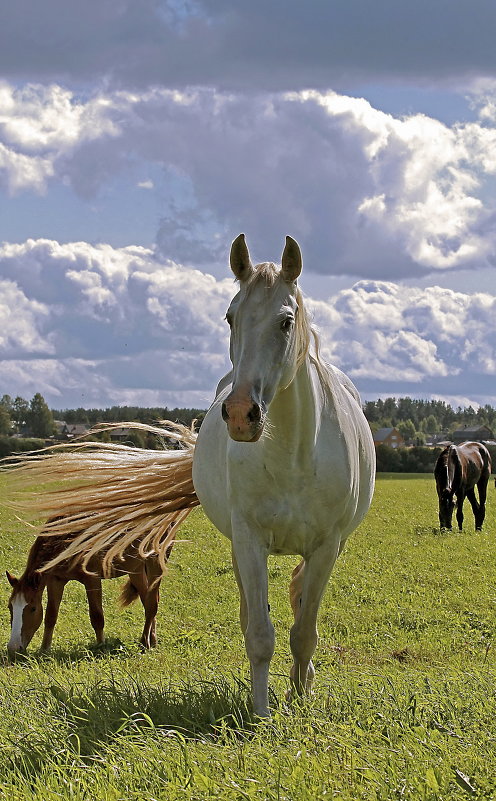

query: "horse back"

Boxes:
[458, 441, 492, 484]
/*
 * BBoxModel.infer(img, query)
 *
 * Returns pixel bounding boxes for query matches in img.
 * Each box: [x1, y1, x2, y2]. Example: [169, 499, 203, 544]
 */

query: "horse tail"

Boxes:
[119, 578, 139, 608]
[2, 421, 199, 577]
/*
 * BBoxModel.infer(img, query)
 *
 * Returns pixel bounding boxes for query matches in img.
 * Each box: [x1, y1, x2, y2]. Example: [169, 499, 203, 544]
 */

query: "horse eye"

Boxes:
[280, 317, 294, 332]
[30, 606, 36, 613]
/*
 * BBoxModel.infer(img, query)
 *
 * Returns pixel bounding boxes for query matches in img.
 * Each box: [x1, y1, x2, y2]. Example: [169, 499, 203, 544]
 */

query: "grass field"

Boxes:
[0, 473, 495, 800]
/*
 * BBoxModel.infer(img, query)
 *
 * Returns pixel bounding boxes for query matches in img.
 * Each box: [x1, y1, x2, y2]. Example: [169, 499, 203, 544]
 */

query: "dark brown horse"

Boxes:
[434, 442, 491, 530]
[6, 529, 173, 655]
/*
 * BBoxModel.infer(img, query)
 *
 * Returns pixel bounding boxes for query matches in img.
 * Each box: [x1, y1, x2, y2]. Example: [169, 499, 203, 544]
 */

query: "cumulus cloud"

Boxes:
[1, 83, 496, 279]
[0, 238, 234, 407]
[310, 281, 496, 401]
[1, 238, 495, 408]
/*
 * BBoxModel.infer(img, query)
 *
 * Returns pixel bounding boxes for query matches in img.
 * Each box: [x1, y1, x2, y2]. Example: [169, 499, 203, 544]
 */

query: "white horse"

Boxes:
[193, 234, 375, 716]
[5, 235, 375, 718]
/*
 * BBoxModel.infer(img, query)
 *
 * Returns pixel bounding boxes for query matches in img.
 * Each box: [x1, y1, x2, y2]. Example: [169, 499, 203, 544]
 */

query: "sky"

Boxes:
[1, 0, 495, 412]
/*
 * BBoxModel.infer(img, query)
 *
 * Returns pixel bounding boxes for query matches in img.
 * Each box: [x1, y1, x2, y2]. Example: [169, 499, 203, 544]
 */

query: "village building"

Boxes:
[53, 421, 91, 439]
[372, 427, 405, 449]
[451, 425, 494, 444]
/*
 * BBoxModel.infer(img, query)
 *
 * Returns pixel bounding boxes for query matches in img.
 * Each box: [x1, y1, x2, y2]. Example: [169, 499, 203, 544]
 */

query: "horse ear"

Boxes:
[6, 571, 18, 588]
[230, 234, 253, 282]
[281, 236, 302, 282]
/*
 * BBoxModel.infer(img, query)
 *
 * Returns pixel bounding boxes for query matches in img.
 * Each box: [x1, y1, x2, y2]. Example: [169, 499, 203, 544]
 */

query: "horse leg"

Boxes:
[231, 523, 274, 718]
[289, 540, 340, 699]
[232, 548, 248, 635]
[83, 576, 105, 644]
[41, 577, 67, 650]
[123, 563, 154, 648]
[287, 559, 315, 696]
[475, 476, 488, 530]
[141, 555, 163, 648]
[466, 488, 481, 530]
[456, 492, 465, 531]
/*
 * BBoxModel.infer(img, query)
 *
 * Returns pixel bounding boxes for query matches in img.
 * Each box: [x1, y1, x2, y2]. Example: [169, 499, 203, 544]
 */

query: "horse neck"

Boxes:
[21, 536, 60, 581]
[447, 446, 462, 491]
[265, 358, 319, 462]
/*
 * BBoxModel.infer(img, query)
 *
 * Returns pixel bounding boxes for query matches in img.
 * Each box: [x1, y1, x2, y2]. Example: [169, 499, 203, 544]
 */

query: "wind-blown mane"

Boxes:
[3, 422, 199, 575]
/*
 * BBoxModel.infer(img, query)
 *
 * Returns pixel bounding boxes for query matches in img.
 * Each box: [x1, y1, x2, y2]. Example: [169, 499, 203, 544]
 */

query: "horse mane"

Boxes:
[435, 444, 462, 494]
[3, 422, 199, 576]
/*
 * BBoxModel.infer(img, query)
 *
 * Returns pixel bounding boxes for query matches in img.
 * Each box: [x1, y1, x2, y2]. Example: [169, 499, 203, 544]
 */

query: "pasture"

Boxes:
[0, 473, 495, 800]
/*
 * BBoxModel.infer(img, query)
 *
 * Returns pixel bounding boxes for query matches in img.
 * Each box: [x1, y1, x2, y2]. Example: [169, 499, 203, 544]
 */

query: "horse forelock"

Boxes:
[238, 263, 313, 379]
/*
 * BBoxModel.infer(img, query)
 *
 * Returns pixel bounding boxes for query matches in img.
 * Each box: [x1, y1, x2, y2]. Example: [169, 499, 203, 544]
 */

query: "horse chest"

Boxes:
[228, 449, 351, 555]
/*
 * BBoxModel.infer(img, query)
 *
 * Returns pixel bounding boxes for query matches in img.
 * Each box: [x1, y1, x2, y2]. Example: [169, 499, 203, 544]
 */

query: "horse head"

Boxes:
[221, 234, 304, 442]
[6, 570, 44, 654]
[438, 488, 455, 529]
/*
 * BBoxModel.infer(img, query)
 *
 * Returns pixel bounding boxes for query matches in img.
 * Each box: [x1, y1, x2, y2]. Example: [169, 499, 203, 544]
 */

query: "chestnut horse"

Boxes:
[434, 442, 491, 530]
[6, 527, 172, 654]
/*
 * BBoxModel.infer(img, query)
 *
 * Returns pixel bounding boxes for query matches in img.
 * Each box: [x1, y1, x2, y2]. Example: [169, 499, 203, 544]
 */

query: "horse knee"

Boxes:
[245, 620, 275, 666]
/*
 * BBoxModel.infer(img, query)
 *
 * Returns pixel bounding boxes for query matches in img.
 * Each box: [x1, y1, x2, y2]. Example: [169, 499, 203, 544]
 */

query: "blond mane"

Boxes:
[3, 422, 199, 576]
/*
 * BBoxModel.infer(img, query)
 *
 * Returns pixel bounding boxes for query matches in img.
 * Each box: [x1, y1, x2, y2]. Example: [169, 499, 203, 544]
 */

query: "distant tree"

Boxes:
[1, 394, 13, 414]
[424, 414, 439, 434]
[28, 393, 55, 438]
[0, 405, 11, 435]
[398, 419, 416, 442]
[11, 396, 30, 433]
[363, 401, 380, 423]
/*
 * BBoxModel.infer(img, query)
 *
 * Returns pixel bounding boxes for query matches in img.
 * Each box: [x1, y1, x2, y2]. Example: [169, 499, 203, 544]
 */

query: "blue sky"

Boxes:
[0, 1, 495, 411]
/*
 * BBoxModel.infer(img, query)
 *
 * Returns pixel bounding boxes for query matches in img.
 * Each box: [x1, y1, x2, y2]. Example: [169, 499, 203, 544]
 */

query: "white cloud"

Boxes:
[1, 238, 495, 409]
[0, 82, 119, 195]
[0, 279, 53, 355]
[0, 238, 234, 407]
[312, 281, 496, 395]
[1, 82, 496, 278]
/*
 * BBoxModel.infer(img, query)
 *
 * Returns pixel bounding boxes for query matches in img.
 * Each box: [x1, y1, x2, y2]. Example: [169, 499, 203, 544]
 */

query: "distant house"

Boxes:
[452, 425, 494, 444]
[54, 421, 91, 439]
[373, 427, 405, 449]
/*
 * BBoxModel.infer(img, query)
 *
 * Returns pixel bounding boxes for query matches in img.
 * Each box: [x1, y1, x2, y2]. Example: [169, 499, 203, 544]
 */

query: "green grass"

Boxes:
[0, 474, 495, 799]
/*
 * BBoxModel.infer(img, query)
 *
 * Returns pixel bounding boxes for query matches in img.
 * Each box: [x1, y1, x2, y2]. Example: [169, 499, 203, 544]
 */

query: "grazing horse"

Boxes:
[6, 527, 172, 654]
[434, 442, 491, 531]
[5, 236, 375, 718]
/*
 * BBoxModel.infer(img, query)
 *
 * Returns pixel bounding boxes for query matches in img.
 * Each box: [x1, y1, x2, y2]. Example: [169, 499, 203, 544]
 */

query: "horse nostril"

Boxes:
[247, 403, 262, 423]
[221, 402, 229, 422]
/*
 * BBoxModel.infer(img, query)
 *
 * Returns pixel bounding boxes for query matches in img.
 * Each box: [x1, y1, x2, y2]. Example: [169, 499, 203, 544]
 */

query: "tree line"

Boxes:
[363, 397, 496, 445]
[1, 392, 495, 465]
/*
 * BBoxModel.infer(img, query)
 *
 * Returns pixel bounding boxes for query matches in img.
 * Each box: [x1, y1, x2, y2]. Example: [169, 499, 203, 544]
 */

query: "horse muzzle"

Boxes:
[221, 394, 265, 442]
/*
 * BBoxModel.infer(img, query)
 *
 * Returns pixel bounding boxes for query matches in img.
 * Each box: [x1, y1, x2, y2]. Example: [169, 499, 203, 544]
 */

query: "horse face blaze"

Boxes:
[7, 590, 43, 653]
